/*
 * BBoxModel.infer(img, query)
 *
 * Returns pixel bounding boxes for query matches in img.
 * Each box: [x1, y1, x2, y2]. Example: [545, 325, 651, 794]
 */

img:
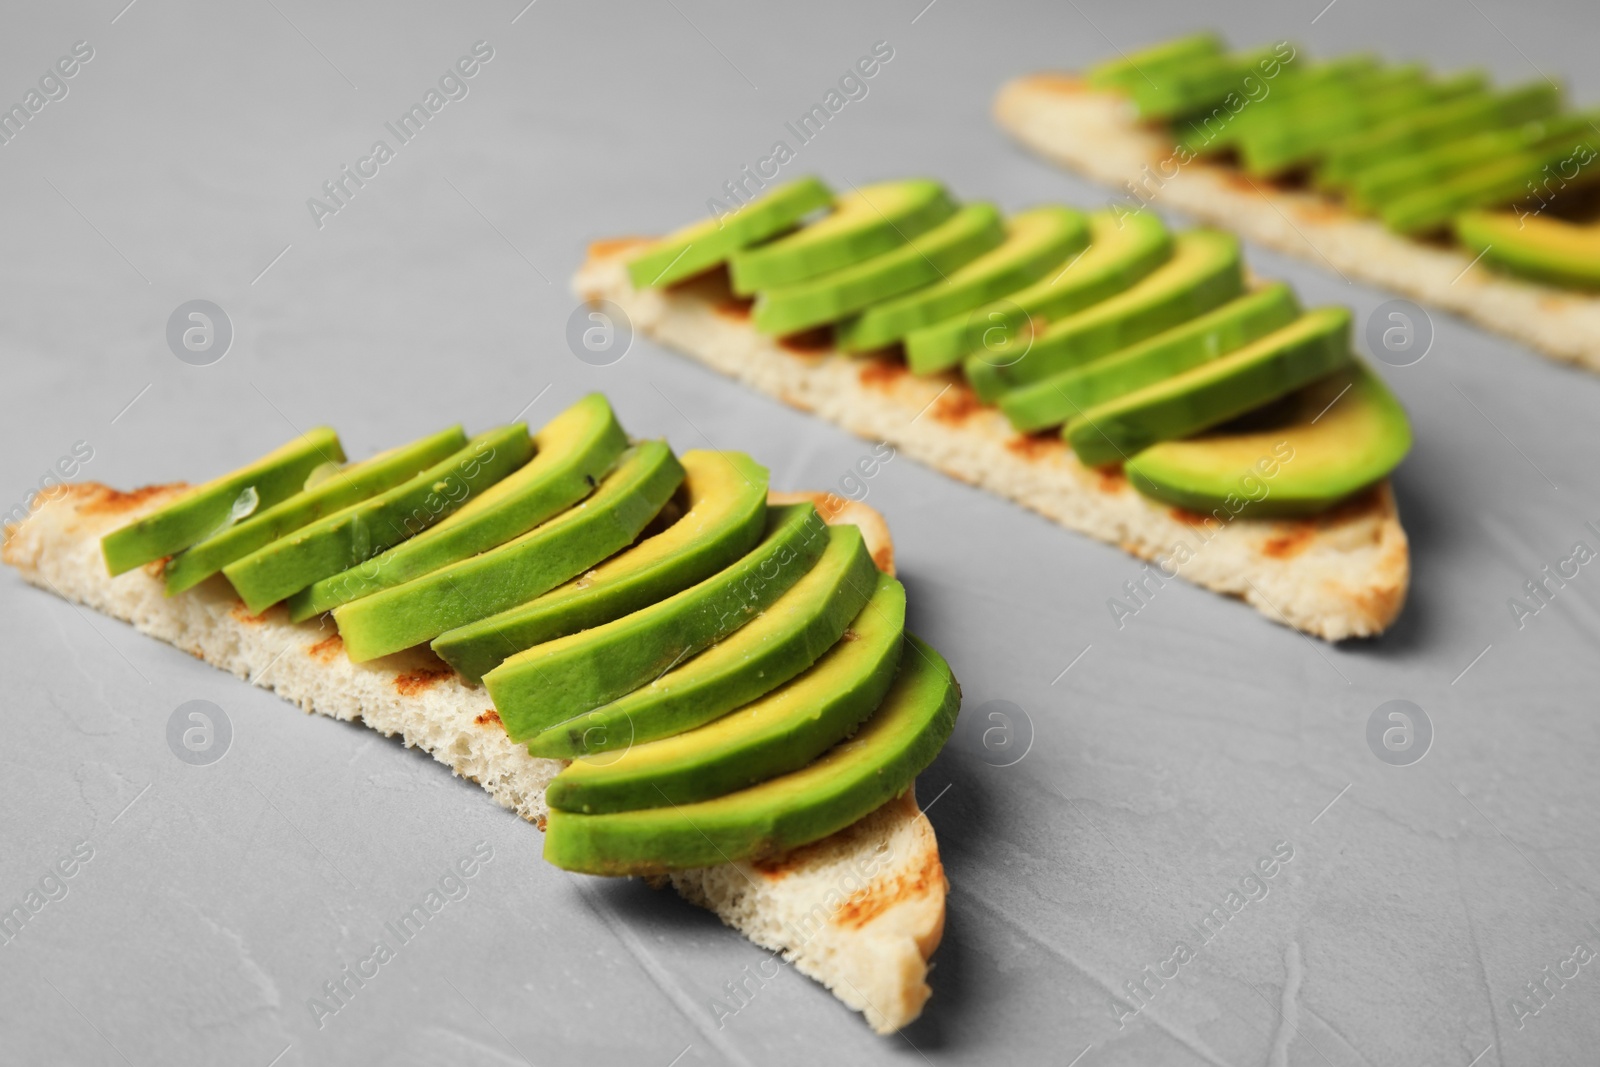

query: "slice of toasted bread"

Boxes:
[1, 482, 944, 1035]
[575, 244, 1409, 641]
[993, 74, 1600, 372]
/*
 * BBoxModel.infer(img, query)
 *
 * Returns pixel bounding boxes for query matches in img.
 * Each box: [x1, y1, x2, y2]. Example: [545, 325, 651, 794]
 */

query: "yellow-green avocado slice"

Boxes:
[432, 450, 769, 684]
[728, 179, 956, 294]
[484, 502, 830, 743]
[222, 424, 531, 614]
[525, 521, 879, 758]
[547, 570, 905, 814]
[543, 634, 960, 875]
[750, 203, 1005, 336]
[101, 426, 344, 577]
[163, 426, 467, 596]
[1125, 362, 1410, 518]
[626, 176, 833, 289]
[834, 205, 1089, 351]
[1066, 306, 1353, 467]
[333, 441, 685, 663]
[286, 394, 627, 621]
[1455, 209, 1600, 288]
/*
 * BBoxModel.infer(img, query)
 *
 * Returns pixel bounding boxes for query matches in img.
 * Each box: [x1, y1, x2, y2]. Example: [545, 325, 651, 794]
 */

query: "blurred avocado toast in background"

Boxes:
[2, 394, 960, 1035]
[994, 32, 1600, 370]
[578, 175, 1412, 641]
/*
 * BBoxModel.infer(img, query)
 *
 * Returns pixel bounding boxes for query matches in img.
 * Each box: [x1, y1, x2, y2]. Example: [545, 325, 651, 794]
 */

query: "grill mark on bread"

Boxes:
[777, 326, 834, 353]
[1004, 432, 1066, 463]
[587, 237, 652, 261]
[306, 633, 344, 662]
[475, 708, 502, 727]
[930, 386, 983, 425]
[394, 667, 453, 696]
[1262, 527, 1315, 560]
[230, 602, 268, 625]
[836, 849, 945, 931]
[857, 360, 908, 390]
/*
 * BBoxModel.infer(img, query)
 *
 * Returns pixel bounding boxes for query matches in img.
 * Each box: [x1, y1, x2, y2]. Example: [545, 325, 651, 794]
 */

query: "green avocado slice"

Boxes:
[1087, 32, 1224, 98]
[728, 179, 956, 293]
[904, 210, 1171, 375]
[965, 229, 1242, 401]
[834, 206, 1089, 351]
[285, 394, 627, 621]
[484, 502, 830, 743]
[1126, 362, 1410, 518]
[432, 450, 769, 684]
[163, 426, 467, 596]
[999, 283, 1301, 433]
[222, 425, 531, 614]
[1112, 44, 1288, 120]
[542, 634, 960, 876]
[1455, 210, 1600, 288]
[525, 521, 879, 758]
[546, 571, 905, 814]
[1177, 56, 1384, 156]
[1066, 307, 1352, 467]
[750, 203, 1005, 336]
[101, 427, 344, 577]
[334, 441, 685, 663]
[626, 176, 833, 289]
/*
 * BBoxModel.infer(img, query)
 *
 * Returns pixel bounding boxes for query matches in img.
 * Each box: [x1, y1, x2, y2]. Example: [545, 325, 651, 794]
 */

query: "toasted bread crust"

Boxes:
[575, 244, 1409, 641]
[2, 481, 945, 1035]
[993, 74, 1600, 372]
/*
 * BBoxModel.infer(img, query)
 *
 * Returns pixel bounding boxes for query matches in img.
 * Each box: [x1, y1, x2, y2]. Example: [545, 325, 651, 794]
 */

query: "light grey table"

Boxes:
[3, 1, 1598, 1063]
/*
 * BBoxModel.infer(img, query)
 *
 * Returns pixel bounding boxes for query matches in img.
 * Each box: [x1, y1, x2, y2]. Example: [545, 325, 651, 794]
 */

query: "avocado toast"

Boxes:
[1, 396, 957, 1035]
[578, 178, 1411, 641]
[994, 34, 1600, 371]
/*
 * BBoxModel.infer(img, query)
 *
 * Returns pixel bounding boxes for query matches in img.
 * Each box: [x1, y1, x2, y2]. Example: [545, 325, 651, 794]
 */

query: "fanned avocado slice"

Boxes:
[526, 522, 879, 758]
[543, 634, 960, 876]
[1178, 55, 1383, 155]
[904, 209, 1171, 375]
[1382, 131, 1600, 235]
[1456, 210, 1600, 288]
[1111, 44, 1289, 120]
[484, 502, 831, 743]
[163, 426, 467, 596]
[728, 179, 956, 293]
[1066, 307, 1352, 467]
[222, 424, 531, 614]
[627, 176, 833, 289]
[999, 283, 1300, 433]
[750, 203, 1005, 336]
[1087, 32, 1224, 97]
[1125, 362, 1410, 518]
[547, 571, 905, 814]
[334, 441, 685, 663]
[965, 229, 1242, 402]
[101, 427, 344, 576]
[432, 450, 769, 684]
[835, 206, 1090, 352]
[287, 394, 627, 620]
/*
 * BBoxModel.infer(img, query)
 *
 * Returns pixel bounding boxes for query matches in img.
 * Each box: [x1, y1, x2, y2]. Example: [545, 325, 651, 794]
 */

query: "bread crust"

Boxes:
[2, 481, 944, 1035]
[575, 245, 1409, 641]
[993, 74, 1600, 372]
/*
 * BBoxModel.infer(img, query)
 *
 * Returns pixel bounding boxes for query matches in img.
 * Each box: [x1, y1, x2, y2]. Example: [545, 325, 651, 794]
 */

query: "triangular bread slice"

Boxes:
[993, 74, 1600, 373]
[575, 243, 1409, 641]
[2, 482, 944, 1035]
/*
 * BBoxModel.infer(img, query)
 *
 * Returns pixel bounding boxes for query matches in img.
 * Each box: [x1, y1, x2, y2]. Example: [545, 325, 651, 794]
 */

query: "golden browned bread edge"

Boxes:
[993, 74, 1600, 372]
[1, 481, 944, 1035]
[576, 244, 1409, 641]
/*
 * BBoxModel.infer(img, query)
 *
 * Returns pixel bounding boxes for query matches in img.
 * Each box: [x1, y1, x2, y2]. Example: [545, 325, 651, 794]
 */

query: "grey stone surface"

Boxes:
[2, 1, 1599, 1063]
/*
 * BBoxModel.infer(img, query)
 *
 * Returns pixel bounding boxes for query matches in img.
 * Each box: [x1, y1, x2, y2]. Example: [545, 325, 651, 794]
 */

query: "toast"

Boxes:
[993, 74, 1600, 373]
[575, 242, 1409, 641]
[1, 481, 944, 1035]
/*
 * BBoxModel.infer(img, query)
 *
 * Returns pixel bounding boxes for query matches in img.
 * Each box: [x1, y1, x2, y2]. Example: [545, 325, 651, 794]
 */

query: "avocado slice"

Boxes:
[1126, 362, 1410, 517]
[334, 441, 686, 663]
[101, 427, 344, 577]
[286, 394, 627, 620]
[965, 229, 1242, 401]
[222, 424, 531, 614]
[1111, 44, 1289, 120]
[525, 521, 879, 758]
[1177, 55, 1383, 156]
[432, 450, 769, 684]
[1456, 210, 1600, 288]
[904, 210, 1171, 375]
[484, 502, 830, 743]
[1066, 307, 1352, 467]
[627, 176, 833, 289]
[728, 179, 956, 293]
[1382, 130, 1600, 235]
[750, 203, 1005, 337]
[834, 206, 1090, 351]
[547, 571, 905, 814]
[999, 283, 1301, 433]
[542, 634, 959, 876]
[1087, 32, 1224, 98]
[162, 426, 467, 596]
